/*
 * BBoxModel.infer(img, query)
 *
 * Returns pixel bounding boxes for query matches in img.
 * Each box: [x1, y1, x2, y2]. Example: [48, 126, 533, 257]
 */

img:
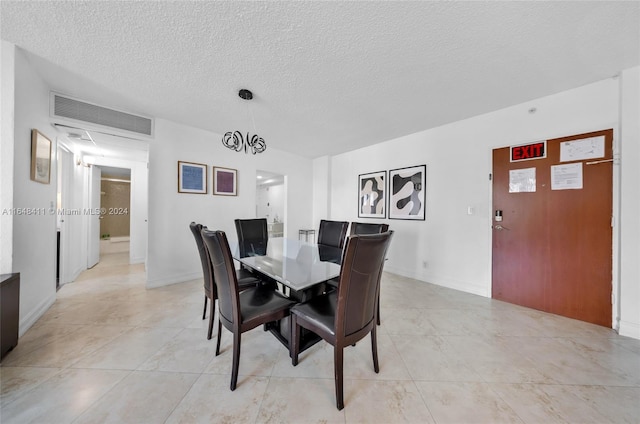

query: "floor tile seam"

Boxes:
[62, 328, 142, 370]
[160, 369, 204, 424]
[407, 378, 437, 424]
[66, 368, 135, 424]
[486, 381, 624, 424]
[480, 380, 532, 424]
[1, 324, 93, 361]
[385, 331, 426, 384]
[0, 366, 66, 410]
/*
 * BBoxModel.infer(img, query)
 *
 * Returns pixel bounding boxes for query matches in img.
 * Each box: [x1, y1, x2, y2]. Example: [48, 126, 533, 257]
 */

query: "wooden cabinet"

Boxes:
[1, 273, 20, 361]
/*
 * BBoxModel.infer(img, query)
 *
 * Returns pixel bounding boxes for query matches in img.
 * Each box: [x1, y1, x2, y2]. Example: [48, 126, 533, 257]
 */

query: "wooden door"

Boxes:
[492, 129, 613, 327]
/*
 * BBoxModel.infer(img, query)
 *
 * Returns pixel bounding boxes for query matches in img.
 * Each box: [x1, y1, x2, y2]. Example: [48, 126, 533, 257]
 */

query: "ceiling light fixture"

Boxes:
[221, 89, 267, 155]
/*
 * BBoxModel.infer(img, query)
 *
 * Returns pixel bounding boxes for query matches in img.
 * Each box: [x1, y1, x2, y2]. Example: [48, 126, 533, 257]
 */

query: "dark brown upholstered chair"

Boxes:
[349, 222, 389, 236]
[329, 222, 390, 325]
[317, 220, 349, 249]
[189, 222, 260, 340]
[234, 218, 268, 257]
[201, 229, 296, 391]
[290, 231, 393, 410]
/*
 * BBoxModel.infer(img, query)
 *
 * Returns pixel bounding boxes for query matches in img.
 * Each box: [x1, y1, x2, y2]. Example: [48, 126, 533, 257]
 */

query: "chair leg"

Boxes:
[215, 320, 222, 356]
[230, 332, 241, 391]
[291, 314, 300, 365]
[207, 298, 216, 340]
[376, 296, 381, 326]
[203, 295, 208, 320]
[335, 347, 344, 410]
[371, 325, 379, 373]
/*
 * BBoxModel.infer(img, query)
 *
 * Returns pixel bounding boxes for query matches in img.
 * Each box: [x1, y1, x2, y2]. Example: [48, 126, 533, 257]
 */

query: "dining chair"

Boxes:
[350, 222, 389, 325]
[189, 222, 260, 340]
[234, 218, 269, 257]
[290, 231, 394, 410]
[201, 229, 297, 391]
[317, 219, 349, 249]
[349, 222, 389, 236]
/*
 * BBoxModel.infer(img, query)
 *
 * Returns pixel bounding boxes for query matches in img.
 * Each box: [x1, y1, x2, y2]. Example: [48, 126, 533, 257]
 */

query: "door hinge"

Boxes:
[489, 173, 492, 181]
[611, 291, 615, 305]
[611, 216, 615, 228]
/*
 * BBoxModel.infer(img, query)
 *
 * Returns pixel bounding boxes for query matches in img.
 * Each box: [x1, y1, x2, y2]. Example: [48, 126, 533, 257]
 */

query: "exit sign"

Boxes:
[510, 141, 546, 162]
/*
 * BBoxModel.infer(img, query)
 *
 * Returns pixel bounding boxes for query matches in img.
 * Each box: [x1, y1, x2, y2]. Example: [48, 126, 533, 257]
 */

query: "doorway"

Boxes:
[256, 170, 286, 238]
[491, 129, 613, 327]
[98, 166, 132, 257]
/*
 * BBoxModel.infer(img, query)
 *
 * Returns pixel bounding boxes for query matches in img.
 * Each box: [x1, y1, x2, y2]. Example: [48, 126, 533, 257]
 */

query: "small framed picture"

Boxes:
[178, 161, 207, 194]
[389, 165, 426, 220]
[213, 166, 237, 196]
[31, 129, 52, 184]
[358, 171, 386, 218]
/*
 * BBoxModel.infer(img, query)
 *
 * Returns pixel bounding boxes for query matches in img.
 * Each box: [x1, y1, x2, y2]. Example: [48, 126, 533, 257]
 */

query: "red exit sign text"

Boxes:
[510, 141, 546, 162]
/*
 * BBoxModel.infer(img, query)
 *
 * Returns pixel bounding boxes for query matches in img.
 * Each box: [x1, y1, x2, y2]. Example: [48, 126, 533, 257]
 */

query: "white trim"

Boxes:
[619, 320, 640, 340]
[383, 265, 489, 297]
[146, 271, 201, 289]
[19, 293, 56, 337]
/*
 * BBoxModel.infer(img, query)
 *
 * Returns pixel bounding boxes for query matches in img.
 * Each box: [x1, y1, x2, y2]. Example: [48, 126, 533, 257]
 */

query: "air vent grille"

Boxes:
[53, 95, 153, 136]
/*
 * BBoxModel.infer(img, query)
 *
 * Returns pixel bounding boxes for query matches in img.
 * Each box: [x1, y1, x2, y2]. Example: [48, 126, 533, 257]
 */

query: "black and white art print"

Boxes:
[358, 171, 386, 218]
[389, 165, 426, 220]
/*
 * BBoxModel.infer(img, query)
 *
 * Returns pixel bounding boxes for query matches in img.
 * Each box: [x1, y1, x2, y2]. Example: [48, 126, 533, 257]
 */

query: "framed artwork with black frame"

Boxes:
[358, 170, 386, 218]
[178, 161, 207, 194]
[389, 165, 426, 220]
[213, 166, 238, 196]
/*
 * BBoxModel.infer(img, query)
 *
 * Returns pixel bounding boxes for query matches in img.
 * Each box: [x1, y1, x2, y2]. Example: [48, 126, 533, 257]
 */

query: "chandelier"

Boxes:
[221, 89, 267, 155]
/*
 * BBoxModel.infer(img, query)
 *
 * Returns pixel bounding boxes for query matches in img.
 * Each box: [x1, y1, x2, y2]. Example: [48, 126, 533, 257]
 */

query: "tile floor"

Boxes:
[1, 252, 639, 423]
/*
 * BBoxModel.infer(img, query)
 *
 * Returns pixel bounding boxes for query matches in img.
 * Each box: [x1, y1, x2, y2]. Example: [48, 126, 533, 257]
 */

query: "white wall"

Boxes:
[1, 41, 15, 274]
[146, 118, 313, 287]
[312, 155, 330, 228]
[257, 184, 284, 223]
[619, 66, 640, 339]
[328, 77, 622, 308]
[12, 47, 58, 335]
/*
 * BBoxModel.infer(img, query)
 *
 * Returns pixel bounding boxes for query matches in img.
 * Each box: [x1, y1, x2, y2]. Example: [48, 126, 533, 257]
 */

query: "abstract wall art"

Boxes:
[389, 165, 426, 220]
[178, 161, 207, 194]
[213, 166, 238, 196]
[358, 170, 386, 218]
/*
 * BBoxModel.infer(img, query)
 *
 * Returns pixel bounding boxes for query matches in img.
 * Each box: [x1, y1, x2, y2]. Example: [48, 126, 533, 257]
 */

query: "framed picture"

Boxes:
[31, 129, 52, 184]
[178, 161, 207, 194]
[358, 170, 386, 218]
[389, 165, 426, 220]
[213, 166, 237, 196]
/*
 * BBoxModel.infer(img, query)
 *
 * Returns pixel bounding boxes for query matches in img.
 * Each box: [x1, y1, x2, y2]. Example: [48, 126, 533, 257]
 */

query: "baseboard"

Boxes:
[129, 255, 145, 265]
[619, 320, 640, 340]
[19, 292, 56, 337]
[146, 271, 201, 289]
[383, 265, 489, 297]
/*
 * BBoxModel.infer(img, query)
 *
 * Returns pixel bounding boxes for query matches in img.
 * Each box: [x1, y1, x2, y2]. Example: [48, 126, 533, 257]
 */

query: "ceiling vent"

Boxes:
[51, 93, 153, 138]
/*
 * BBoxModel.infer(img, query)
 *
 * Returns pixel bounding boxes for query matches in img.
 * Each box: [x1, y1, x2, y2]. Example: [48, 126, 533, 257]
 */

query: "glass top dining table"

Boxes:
[231, 237, 343, 293]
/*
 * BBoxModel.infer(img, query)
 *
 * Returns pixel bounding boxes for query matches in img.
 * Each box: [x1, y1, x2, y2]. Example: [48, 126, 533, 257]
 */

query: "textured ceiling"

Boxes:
[2, 1, 639, 158]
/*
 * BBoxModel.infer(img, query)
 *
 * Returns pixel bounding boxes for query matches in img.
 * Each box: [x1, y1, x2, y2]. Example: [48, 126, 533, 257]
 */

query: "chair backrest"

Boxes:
[317, 220, 349, 249]
[235, 218, 269, 257]
[189, 222, 214, 294]
[201, 229, 241, 328]
[349, 222, 389, 236]
[335, 231, 393, 337]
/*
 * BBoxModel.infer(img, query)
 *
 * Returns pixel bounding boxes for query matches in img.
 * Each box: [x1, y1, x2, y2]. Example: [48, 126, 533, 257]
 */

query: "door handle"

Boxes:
[493, 224, 509, 231]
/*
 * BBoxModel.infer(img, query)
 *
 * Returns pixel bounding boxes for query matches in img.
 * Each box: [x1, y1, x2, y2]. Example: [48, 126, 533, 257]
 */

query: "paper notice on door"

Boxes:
[560, 136, 605, 162]
[551, 163, 583, 190]
[509, 167, 536, 193]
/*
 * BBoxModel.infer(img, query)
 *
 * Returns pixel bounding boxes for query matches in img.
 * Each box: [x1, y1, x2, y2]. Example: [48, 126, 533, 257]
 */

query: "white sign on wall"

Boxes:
[551, 163, 583, 190]
[560, 136, 605, 162]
